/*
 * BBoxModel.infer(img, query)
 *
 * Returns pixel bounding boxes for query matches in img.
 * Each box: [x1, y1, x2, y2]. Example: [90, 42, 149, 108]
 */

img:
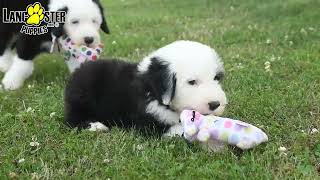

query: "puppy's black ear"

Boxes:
[92, 0, 110, 34]
[142, 57, 176, 106]
[51, 7, 68, 38]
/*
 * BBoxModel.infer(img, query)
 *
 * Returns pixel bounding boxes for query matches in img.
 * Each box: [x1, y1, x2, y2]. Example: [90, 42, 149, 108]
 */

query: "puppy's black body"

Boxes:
[65, 60, 172, 135]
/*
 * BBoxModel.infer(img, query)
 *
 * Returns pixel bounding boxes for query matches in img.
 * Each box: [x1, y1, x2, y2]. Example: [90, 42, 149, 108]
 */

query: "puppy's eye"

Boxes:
[71, 20, 79, 24]
[92, 19, 98, 24]
[188, 80, 197, 85]
[214, 75, 221, 81]
[214, 72, 224, 81]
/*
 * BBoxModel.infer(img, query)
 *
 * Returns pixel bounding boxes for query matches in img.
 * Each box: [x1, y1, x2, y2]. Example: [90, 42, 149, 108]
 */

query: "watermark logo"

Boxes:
[2, 2, 66, 35]
[26, 3, 45, 26]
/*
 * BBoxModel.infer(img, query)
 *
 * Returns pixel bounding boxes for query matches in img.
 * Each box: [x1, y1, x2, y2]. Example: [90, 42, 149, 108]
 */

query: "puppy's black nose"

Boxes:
[84, 37, 94, 44]
[208, 101, 220, 111]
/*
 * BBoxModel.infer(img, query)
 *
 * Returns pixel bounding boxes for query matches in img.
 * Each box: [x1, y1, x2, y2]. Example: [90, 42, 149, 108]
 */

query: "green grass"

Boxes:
[1, 0, 320, 179]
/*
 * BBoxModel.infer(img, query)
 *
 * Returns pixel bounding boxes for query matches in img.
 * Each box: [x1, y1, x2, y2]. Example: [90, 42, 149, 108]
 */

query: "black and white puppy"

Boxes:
[65, 41, 228, 140]
[0, 0, 109, 90]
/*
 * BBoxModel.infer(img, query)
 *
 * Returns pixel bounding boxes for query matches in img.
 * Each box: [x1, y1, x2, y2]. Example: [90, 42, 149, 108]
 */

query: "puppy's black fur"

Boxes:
[65, 59, 176, 135]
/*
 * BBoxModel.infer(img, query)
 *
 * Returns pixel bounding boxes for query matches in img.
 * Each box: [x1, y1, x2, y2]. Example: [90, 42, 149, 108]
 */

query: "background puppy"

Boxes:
[65, 40, 227, 139]
[0, 0, 109, 90]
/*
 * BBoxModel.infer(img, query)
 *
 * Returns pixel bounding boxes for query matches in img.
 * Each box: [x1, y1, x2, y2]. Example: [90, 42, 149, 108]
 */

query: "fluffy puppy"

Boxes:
[0, 0, 109, 90]
[65, 41, 227, 139]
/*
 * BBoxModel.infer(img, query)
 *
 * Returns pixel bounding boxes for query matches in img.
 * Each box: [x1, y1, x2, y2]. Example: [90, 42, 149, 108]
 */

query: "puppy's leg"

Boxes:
[65, 108, 109, 132]
[2, 35, 42, 90]
[88, 122, 109, 132]
[65, 58, 81, 73]
[0, 31, 14, 73]
[164, 123, 225, 152]
[163, 124, 183, 137]
[0, 49, 13, 73]
[65, 86, 109, 132]
[2, 56, 33, 90]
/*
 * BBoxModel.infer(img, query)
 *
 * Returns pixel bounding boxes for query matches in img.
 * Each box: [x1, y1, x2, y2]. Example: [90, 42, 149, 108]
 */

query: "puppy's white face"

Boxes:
[50, 0, 104, 47]
[172, 61, 227, 115]
[64, 0, 102, 47]
[139, 41, 227, 116]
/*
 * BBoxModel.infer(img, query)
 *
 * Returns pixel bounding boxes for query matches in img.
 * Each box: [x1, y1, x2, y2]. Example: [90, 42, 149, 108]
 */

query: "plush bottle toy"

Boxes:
[180, 110, 268, 150]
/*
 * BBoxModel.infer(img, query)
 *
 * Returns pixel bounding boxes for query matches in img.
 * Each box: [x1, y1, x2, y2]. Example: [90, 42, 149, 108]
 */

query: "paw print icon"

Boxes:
[26, 3, 45, 26]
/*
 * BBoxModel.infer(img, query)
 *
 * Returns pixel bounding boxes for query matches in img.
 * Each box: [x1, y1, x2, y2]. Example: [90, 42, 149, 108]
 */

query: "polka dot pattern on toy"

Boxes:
[224, 120, 233, 128]
[180, 110, 269, 150]
[58, 36, 104, 63]
[221, 132, 229, 141]
[211, 129, 219, 139]
[230, 134, 240, 144]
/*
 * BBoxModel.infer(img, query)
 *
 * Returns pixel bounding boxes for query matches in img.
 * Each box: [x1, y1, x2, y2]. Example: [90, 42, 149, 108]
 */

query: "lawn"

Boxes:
[1, 0, 320, 179]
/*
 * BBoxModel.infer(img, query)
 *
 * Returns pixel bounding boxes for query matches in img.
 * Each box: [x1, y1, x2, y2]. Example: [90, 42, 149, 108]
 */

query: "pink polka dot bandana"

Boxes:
[59, 35, 104, 63]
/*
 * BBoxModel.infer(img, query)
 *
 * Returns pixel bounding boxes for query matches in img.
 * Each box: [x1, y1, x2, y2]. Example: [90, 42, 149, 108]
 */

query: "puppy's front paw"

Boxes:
[163, 124, 184, 137]
[88, 122, 109, 132]
[0, 52, 13, 73]
[2, 75, 24, 90]
[0, 59, 12, 73]
[1, 57, 34, 90]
